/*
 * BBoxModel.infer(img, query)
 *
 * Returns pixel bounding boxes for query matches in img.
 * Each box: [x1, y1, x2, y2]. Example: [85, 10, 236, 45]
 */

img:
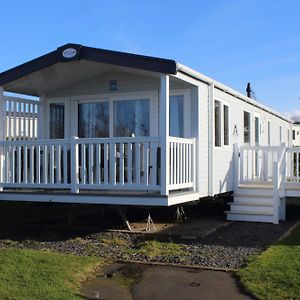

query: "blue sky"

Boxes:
[0, 0, 299, 117]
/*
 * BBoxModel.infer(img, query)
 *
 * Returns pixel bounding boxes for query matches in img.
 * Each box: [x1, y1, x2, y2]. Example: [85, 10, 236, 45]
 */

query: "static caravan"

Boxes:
[0, 44, 298, 224]
[292, 123, 300, 146]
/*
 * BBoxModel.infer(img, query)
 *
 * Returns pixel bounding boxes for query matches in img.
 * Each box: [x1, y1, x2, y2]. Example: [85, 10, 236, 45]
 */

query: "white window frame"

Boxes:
[214, 98, 230, 148]
[214, 99, 222, 147]
[222, 101, 230, 147]
[243, 109, 252, 146]
[253, 113, 260, 146]
[45, 97, 70, 139]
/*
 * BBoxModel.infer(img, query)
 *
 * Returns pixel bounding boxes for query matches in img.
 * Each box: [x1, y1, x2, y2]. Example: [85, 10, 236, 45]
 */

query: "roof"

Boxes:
[0, 43, 177, 86]
[0, 43, 292, 123]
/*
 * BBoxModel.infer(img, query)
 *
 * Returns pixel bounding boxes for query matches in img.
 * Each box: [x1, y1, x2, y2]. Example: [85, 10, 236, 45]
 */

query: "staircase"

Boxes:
[226, 183, 285, 224]
[226, 144, 287, 224]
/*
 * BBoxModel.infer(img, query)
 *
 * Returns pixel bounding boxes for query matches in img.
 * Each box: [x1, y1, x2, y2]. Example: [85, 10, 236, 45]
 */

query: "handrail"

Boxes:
[239, 145, 282, 151]
[0, 136, 161, 146]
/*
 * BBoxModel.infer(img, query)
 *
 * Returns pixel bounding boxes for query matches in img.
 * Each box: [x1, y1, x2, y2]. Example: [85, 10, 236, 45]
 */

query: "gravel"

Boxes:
[0, 220, 296, 270]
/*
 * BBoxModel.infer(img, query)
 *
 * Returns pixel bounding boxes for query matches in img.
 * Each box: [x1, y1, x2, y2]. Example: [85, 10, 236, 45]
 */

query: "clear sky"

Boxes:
[0, 0, 299, 118]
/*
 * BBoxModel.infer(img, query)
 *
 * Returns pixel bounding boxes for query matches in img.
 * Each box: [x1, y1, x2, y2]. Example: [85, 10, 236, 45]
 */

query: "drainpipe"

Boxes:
[208, 81, 215, 196]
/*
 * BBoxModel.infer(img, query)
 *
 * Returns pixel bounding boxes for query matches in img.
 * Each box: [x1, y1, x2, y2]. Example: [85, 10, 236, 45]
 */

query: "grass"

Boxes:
[238, 223, 300, 300]
[0, 248, 102, 300]
[100, 236, 130, 247]
[133, 240, 185, 258]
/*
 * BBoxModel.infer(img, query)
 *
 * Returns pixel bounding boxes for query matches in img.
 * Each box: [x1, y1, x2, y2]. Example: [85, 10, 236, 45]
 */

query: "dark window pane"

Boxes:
[255, 117, 259, 145]
[78, 102, 109, 138]
[224, 105, 229, 145]
[114, 99, 149, 137]
[215, 101, 221, 146]
[50, 103, 64, 139]
[169, 95, 184, 137]
[244, 111, 250, 144]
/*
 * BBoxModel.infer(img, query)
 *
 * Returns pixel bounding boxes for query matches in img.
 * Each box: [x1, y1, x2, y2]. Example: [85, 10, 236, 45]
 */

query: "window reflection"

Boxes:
[78, 102, 109, 138]
[114, 99, 149, 137]
[170, 95, 184, 137]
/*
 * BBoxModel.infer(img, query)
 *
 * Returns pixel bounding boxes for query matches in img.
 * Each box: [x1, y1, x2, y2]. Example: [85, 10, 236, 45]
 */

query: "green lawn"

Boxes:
[238, 224, 300, 300]
[0, 249, 101, 300]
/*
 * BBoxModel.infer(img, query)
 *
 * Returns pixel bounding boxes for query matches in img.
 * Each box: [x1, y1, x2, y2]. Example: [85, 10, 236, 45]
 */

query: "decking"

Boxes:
[226, 144, 300, 224]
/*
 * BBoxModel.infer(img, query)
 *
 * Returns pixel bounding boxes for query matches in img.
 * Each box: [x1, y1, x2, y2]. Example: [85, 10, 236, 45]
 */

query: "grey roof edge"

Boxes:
[0, 43, 178, 86]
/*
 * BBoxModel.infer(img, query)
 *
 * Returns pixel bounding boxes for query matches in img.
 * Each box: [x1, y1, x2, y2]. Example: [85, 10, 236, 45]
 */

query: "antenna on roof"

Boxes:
[246, 82, 256, 100]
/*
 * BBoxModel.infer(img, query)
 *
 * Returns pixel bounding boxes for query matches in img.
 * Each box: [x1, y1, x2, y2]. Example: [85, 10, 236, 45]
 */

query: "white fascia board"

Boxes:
[176, 63, 292, 123]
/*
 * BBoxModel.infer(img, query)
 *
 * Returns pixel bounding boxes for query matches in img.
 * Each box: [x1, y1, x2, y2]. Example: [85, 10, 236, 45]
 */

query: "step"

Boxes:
[233, 195, 274, 205]
[229, 203, 274, 214]
[225, 211, 274, 223]
[236, 188, 274, 196]
[238, 183, 273, 189]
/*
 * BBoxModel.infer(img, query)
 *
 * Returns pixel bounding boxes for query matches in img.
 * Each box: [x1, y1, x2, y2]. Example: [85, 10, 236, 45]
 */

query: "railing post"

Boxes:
[70, 136, 79, 194]
[192, 138, 196, 191]
[233, 143, 239, 193]
[160, 74, 169, 196]
[273, 161, 279, 224]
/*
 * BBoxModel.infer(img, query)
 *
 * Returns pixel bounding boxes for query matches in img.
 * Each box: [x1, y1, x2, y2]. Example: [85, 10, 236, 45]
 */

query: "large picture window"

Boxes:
[114, 99, 149, 137]
[169, 95, 184, 137]
[78, 101, 109, 138]
[244, 111, 251, 144]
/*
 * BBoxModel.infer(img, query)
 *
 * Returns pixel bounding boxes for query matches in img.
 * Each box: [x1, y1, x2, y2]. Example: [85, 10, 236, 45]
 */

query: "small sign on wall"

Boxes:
[110, 80, 117, 91]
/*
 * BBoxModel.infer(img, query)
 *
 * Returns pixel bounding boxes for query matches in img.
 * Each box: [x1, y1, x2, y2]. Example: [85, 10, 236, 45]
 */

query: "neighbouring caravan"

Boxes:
[292, 123, 300, 146]
[0, 44, 298, 224]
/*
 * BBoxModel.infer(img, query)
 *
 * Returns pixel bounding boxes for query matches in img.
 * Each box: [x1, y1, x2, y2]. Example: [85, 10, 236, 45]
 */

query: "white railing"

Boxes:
[286, 147, 300, 183]
[169, 137, 196, 190]
[3, 96, 38, 141]
[0, 137, 161, 192]
[239, 145, 282, 183]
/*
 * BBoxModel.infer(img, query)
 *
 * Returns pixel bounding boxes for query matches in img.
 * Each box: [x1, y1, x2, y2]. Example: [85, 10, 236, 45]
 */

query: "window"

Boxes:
[78, 101, 109, 138]
[114, 99, 149, 137]
[223, 104, 229, 145]
[279, 126, 282, 143]
[293, 130, 296, 140]
[268, 121, 271, 146]
[244, 111, 251, 144]
[254, 116, 259, 146]
[49, 103, 65, 139]
[215, 100, 229, 147]
[287, 129, 290, 145]
[214, 100, 221, 146]
[169, 95, 184, 137]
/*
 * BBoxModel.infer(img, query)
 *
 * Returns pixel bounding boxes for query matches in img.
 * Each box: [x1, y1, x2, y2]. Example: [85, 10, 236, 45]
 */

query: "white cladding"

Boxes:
[36, 67, 294, 198]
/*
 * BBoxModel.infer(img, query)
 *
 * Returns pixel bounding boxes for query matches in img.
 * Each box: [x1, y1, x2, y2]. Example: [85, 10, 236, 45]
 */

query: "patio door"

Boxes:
[77, 101, 109, 138]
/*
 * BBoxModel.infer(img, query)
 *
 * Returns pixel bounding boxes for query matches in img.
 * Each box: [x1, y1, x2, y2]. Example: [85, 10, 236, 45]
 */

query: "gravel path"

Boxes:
[0, 220, 295, 270]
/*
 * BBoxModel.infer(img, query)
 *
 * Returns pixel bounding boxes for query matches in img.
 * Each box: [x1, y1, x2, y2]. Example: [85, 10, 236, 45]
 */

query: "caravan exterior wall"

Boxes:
[210, 86, 291, 196]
